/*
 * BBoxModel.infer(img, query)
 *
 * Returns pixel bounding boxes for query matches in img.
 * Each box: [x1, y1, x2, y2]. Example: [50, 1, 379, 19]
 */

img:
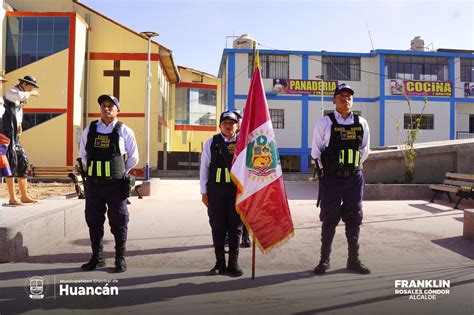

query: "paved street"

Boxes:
[0, 179, 473, 314]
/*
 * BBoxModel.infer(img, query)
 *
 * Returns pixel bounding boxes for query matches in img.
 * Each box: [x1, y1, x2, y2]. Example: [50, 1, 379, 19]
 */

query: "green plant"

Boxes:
[395, 97, 428, 184]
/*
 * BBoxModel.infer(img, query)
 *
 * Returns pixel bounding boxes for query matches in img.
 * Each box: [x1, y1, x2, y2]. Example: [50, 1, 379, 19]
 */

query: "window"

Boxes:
[461, 58, 474, 82]
[6, 16, 69, 72]
[386, 55, 449, 81]
[403, 114, 434, 130]
[322, 56, 361, 81]
[198, 89, 216, 105]
[470, 115, 474, 133]
[269, 109, 284, 129]
[22, 112, 62, 131]
[248, 54, 289, 79]
[175, 87, 216, 126]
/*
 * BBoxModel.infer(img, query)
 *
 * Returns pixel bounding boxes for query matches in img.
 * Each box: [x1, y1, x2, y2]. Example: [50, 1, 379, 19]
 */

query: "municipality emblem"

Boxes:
[27, 276, 46, 299]
[246, 134, 278, 177]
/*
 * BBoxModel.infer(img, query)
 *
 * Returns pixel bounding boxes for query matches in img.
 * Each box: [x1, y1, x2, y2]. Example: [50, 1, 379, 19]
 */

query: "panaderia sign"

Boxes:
[272, 79, 338, 95]
[390, 79, 452, 97]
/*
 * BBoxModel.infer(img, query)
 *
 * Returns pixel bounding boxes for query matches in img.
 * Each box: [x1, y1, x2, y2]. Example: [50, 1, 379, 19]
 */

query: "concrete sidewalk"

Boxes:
[0, 179, 473, 314]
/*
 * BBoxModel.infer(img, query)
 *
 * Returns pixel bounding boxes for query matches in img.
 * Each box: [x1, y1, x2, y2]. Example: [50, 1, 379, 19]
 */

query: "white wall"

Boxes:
[456, 103, 474, 132]
[307, 99, 326, 149]
[234, 98, 301, 148]
[307, 54, 322, 79]
[364, 101, 380, 147]
[267, 99, 301, 148]
[289, 54, 302, 79]
[234, 53, 251, 95]
[384, 100, 451, 146]
[347, 56, 378, 98]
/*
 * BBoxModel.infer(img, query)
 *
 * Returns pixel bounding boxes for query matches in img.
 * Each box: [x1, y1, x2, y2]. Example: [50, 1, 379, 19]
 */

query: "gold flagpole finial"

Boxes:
[253, 41, 260, 70]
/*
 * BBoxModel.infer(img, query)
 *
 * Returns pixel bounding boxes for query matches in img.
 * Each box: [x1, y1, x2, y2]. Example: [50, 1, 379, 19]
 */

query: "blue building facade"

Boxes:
[219, 46, 474, 173]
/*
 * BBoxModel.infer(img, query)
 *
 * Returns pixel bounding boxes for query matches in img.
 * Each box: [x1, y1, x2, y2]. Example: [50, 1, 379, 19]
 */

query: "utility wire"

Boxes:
[257, 42, 470, 92]
[151, 44, 472, 117]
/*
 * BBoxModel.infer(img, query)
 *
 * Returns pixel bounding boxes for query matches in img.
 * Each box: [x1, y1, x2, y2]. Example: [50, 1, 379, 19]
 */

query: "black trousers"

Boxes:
[85, 181, 129, 246]
[319, 172, 364, 246]
[207, 189, 242, 250]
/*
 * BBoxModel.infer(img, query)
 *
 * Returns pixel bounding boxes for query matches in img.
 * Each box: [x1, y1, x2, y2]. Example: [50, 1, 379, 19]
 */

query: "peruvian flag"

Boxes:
[231, 66, 294, 252]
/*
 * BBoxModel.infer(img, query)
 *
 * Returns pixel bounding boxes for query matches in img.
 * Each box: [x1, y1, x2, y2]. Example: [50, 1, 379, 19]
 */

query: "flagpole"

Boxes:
[252, 235, 256, 280]
[251, 40, 258, 280]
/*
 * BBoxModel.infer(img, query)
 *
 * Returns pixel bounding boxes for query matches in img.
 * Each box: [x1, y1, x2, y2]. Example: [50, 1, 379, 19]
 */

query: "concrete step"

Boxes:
[0, 197, 85, 262]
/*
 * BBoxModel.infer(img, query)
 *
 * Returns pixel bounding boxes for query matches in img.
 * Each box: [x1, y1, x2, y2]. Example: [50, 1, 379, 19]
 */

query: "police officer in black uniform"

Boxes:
[200, 111, 243, 277]
[311, 83, 371, 275]
[79, 94, 139, 273]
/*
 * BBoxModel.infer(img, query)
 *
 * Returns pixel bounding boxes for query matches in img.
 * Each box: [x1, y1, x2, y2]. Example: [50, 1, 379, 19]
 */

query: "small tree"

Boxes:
[395, 97, 428, 184]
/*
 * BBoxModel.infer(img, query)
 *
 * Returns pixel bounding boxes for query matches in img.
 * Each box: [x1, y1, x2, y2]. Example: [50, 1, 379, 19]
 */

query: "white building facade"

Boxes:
[219, 47, 474, 173]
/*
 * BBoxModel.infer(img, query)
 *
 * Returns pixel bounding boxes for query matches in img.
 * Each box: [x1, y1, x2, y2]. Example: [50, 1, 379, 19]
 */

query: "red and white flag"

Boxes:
[231, 66, 294, 253]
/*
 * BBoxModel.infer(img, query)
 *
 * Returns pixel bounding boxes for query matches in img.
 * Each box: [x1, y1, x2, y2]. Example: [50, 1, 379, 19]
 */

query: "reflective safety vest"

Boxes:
[321, 113, 364, 177]
[85, 120, 126, 181]
[207, 133, 237, 196]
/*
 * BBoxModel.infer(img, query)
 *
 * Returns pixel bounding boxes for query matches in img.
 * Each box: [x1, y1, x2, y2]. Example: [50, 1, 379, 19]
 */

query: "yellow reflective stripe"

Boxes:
[96, 161, 102, 177]
[216, 168, 221, 183]
[105, 161, 111, 177]
[88, 161, 93, 176]
[355, 151, 360, 167]
[339, 150, 345, 165]
[225, 168, 230, 183]
[348, 149, 353, 164]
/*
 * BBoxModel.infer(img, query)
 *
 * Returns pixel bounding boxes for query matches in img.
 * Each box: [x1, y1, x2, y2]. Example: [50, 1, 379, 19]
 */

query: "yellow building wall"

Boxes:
[81, 7, 167, 170]
[3, 3, 176, 171]
[4, 49, 69, 108]
[22, 114, 67, 166]
[4, 50, 69, 166]
[6, 0, 74, 12]
[170, 68, 221, 153]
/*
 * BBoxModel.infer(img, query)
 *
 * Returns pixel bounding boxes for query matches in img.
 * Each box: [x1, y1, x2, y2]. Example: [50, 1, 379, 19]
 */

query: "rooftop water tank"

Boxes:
[410, 36, 425, 51]
[233, 34, 255, 49]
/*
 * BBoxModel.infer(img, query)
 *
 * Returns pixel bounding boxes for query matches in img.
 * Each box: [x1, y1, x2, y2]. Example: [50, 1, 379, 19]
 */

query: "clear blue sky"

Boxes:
[81, 0, 473, 76]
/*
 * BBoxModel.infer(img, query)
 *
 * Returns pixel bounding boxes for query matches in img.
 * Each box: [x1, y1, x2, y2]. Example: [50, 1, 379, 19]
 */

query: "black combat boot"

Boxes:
[240, 228, 251, 248]
[210, 247, 226, 275]
[81, 242, 106, 271]
[347, 240, 371, 274]
[114, 244, 127, 273]
[313, 244, 331, 275]
[227, 249, 243, 277]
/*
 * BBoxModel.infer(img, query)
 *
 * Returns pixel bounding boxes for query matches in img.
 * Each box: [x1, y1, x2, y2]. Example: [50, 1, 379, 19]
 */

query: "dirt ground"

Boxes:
[0, 181, 76, 201]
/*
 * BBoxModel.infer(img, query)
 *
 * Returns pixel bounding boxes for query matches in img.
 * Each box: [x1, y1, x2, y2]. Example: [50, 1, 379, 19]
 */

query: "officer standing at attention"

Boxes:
[80, 94, 139, 273]
[311, 83, 371, 275]
[200, 110, 243, 277]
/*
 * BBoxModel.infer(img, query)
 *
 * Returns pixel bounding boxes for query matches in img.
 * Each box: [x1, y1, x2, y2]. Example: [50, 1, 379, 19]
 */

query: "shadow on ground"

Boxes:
[1, 265, 473, 313]
[21, 244, 213, 264]
[431, 236, 474, 260]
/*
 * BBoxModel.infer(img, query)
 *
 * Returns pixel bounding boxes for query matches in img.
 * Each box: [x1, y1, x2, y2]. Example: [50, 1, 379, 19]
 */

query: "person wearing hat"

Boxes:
[79, 94, 139, 273]
[200, 110, 243, 277]
[2, 75, 40, 205]
[310, 83, 371, 275]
